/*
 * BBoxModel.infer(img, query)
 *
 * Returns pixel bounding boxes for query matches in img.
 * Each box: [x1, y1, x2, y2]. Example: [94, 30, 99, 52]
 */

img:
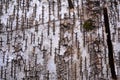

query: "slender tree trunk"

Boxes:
[103, 7, 117, 80]
[68, 0, 74, 10]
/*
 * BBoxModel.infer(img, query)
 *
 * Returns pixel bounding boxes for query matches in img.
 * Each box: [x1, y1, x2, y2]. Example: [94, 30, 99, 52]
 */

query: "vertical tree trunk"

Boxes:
[103, 7, 117, 80]
[68, 0, 74, 10]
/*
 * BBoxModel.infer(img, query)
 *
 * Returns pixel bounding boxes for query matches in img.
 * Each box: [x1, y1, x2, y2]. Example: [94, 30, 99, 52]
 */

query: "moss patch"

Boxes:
[83, 19, 95, 31]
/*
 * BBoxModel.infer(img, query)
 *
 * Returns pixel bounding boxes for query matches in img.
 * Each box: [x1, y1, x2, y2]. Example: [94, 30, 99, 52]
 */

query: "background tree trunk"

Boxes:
[103, 7, 117, 80]
[67, 0, 74, 10]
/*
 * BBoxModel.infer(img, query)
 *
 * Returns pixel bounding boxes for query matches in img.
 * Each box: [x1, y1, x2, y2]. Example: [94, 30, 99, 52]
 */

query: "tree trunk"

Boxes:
[68, 0, 74, 10]
[103, 7, 117, 80]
